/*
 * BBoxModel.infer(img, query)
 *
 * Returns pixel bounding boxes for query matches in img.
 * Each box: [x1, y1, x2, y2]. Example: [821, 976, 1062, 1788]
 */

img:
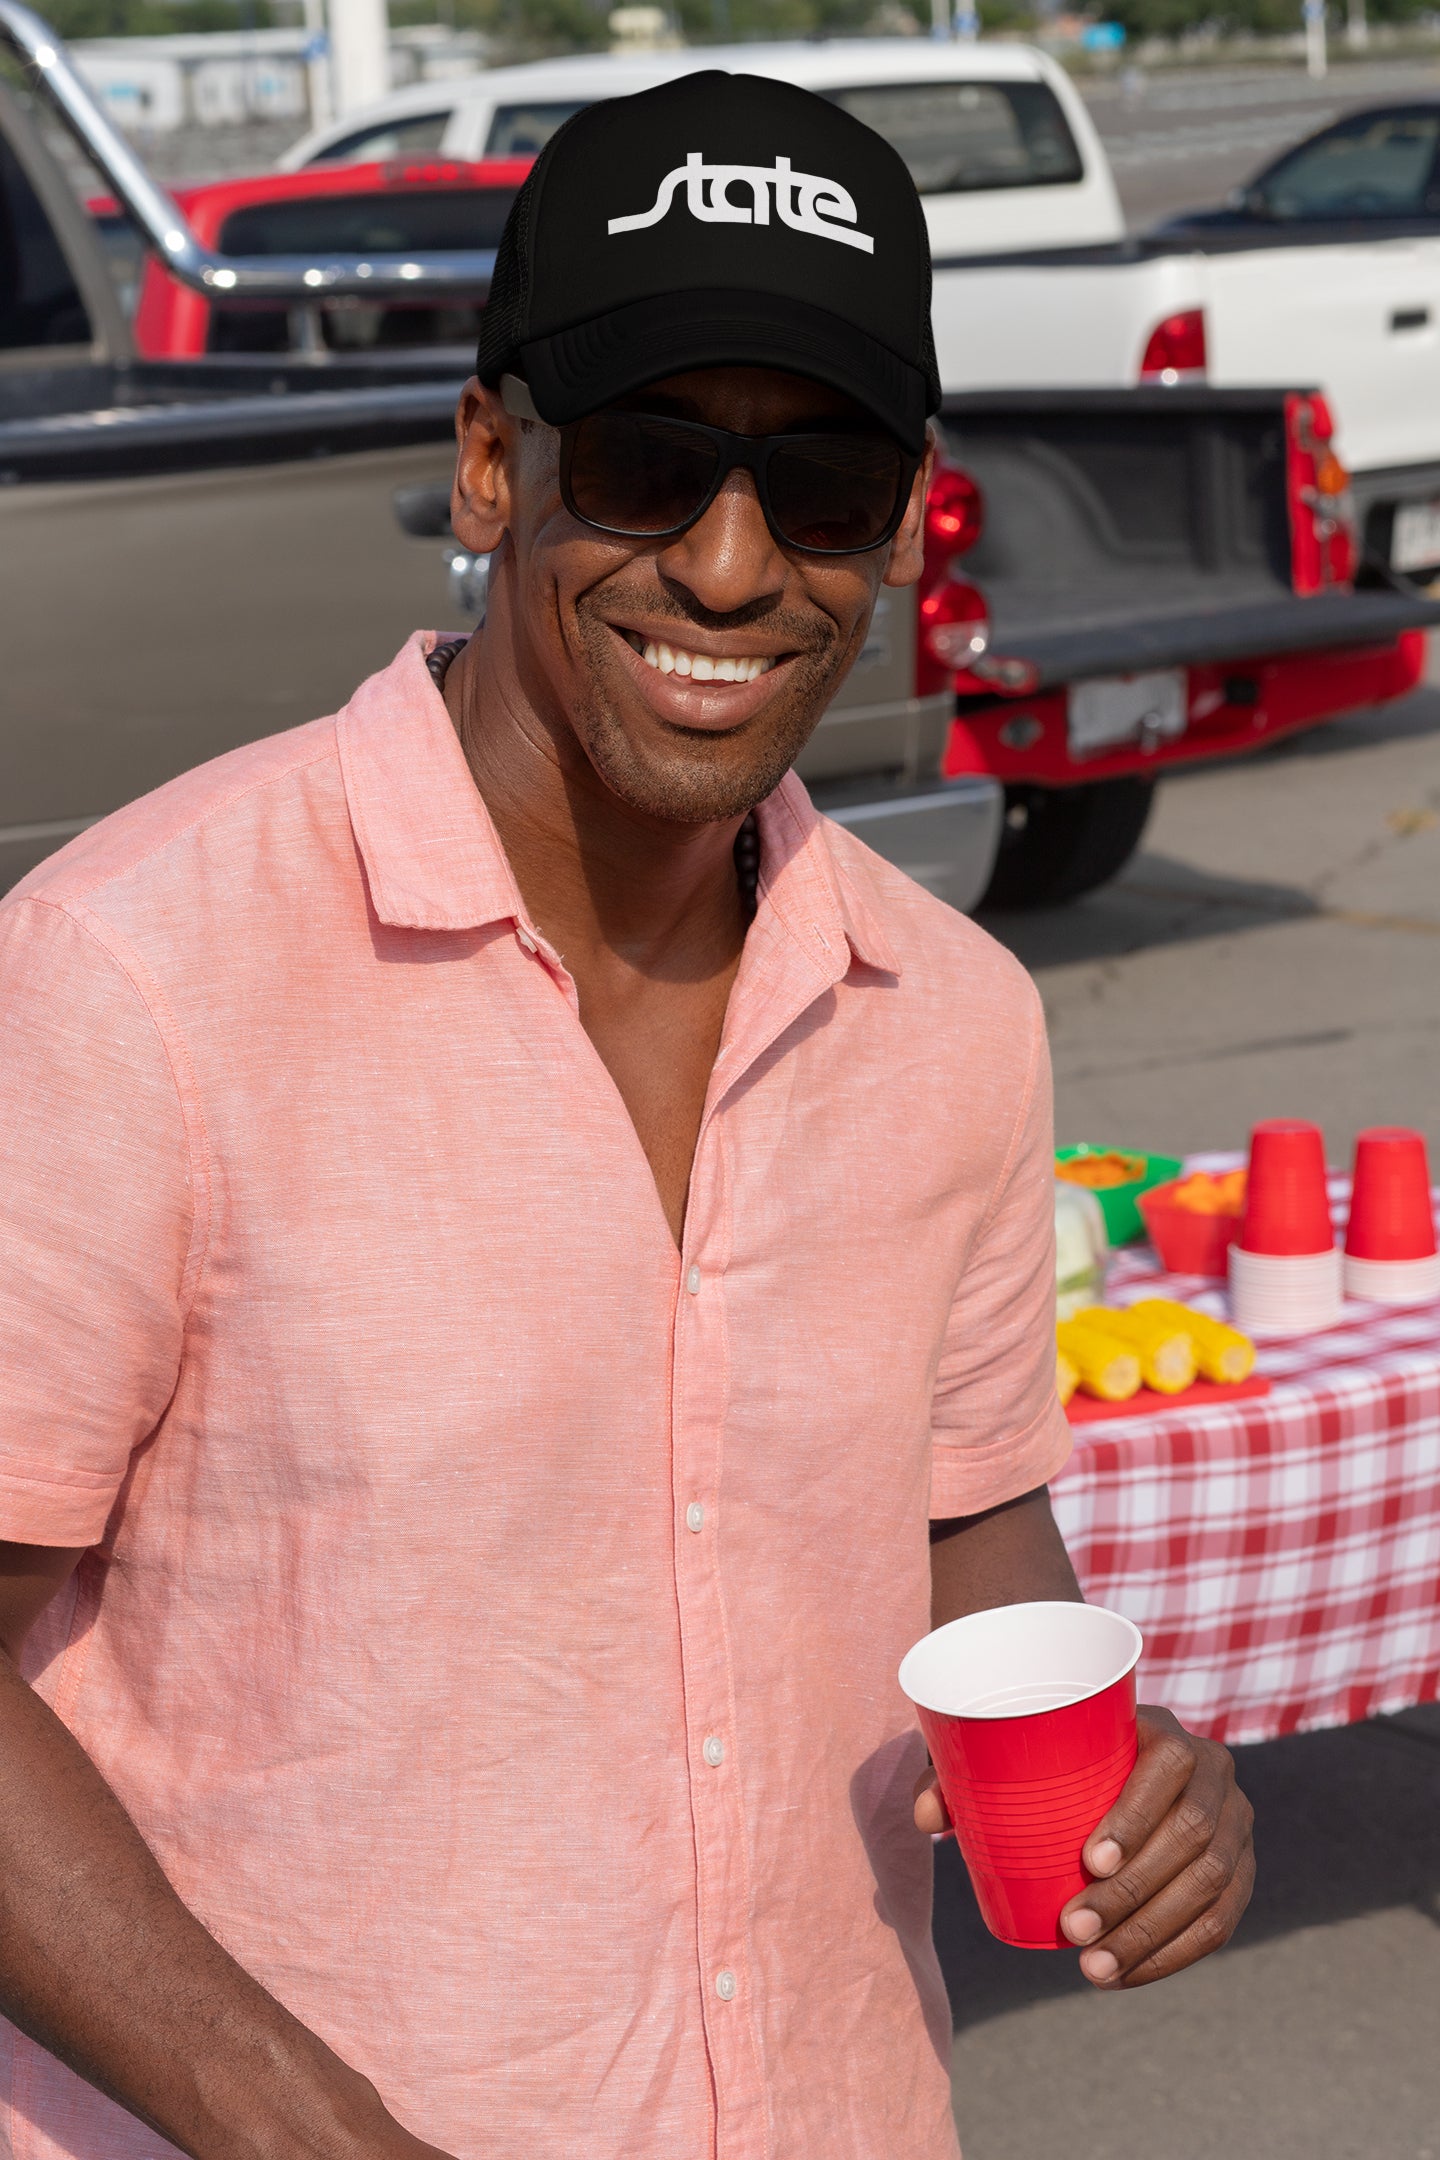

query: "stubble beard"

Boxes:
[571, 603, 846, 826]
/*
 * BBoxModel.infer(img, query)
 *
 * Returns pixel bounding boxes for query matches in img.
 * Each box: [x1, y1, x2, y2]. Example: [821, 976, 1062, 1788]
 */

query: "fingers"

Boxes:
[1060, 1707, 1255, 1989]
[1092, 1842, 1256, 1989]
[912, 1766, 951, 1838]
[1081, 1706, 1201, 1879]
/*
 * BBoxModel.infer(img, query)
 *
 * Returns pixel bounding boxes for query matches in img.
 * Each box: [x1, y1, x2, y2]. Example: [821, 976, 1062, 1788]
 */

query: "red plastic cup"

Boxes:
[1345, 1128, 1437, 1261]
[899, 1603, 1142, 1950]
[1239, 1120, 1334, 1257]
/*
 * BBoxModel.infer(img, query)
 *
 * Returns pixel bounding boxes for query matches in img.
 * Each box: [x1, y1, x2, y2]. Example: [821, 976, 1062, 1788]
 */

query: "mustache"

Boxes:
[585, 584, 836, 654]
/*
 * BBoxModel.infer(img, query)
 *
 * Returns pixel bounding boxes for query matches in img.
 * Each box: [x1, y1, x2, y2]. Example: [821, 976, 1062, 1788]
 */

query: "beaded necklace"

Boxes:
[426, 637, 761, 925]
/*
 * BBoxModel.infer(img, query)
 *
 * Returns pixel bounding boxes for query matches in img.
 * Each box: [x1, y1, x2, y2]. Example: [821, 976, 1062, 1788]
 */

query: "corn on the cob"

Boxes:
[1130, 1299, 1257, 1384]
[1056, 1349, 1079, 1407]
[1055, 1321, 1141, 1402]
[1076, 1305, 1197, 1395]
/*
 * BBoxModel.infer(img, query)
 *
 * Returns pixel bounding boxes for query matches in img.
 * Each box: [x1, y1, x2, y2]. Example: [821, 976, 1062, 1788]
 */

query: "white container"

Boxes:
[1055, 1181, 1108, 1321]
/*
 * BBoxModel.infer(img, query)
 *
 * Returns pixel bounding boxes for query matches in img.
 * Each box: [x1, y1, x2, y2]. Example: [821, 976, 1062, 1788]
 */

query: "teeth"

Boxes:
[639, 640, 775, 683]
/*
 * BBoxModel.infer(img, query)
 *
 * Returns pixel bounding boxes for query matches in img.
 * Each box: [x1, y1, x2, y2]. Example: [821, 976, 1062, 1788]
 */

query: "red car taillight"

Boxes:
[916, 459, 988, 695]
[1139, 308, 1207, 383]
[921, 578, 990, 672]
[1285, 393, 1357, 595]
[925, 463, 984, 556]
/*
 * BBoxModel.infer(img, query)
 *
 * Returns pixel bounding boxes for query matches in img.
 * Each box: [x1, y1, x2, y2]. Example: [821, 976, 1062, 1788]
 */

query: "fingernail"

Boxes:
[1089, 1838, 1123, 1875]
[1082, 1949, 1118, 1982]
[1064, 1908, 1102, 1944]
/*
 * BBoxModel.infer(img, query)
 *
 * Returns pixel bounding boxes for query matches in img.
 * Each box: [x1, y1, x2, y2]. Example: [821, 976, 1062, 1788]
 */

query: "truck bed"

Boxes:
[940, 387, 1440, 692]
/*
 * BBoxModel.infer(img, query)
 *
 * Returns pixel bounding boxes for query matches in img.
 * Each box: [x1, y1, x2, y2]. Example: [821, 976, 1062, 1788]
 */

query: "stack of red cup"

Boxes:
[1228, 1119, 1342, 1337]
[1343, 1127, 1440, 1304]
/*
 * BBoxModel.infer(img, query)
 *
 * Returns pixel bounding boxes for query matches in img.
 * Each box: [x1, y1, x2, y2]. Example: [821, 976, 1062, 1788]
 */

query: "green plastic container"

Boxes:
[1055, 1145, 1184, 1247]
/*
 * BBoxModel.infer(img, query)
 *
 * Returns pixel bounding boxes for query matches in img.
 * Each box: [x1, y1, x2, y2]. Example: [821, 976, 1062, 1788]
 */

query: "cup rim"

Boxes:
[898, 1600, 1143, 1721]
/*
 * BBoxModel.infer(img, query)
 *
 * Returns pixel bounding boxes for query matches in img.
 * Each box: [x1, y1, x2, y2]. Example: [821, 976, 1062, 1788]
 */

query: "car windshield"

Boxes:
[306, 111, 451, 167]
[1251, 108, 1440, 220]
[483, 101, 587, 158]
[826, 80, 1083, 195]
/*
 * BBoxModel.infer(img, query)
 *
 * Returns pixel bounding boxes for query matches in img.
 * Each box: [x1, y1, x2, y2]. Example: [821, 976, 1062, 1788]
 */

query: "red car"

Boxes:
[91, 157, 531, 360]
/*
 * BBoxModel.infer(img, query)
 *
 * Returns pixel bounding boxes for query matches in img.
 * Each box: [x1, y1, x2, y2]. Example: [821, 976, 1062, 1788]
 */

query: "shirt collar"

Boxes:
[338, 631, 901, 978]
[337, 632, 526, 935]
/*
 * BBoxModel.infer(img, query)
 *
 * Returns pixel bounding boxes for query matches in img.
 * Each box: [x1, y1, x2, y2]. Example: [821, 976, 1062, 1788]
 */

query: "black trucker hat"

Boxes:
[475, 70, 940, 455]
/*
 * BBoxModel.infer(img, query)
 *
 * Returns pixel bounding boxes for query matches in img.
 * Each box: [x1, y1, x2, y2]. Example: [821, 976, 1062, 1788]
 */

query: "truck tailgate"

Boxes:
[939, 387, 1440, 691]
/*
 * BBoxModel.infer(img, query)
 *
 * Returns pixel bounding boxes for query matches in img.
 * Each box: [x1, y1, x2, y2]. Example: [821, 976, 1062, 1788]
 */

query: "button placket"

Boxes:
[669, 1112, 767, 2157]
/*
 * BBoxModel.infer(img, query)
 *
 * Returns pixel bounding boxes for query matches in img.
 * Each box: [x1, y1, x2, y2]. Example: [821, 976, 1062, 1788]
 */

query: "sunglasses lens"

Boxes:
[565, 413, 721, 535]
[767, 436, 908, 552]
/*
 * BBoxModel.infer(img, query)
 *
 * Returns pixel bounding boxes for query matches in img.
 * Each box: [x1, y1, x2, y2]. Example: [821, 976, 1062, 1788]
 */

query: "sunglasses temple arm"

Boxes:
[500, 375, 543, 423]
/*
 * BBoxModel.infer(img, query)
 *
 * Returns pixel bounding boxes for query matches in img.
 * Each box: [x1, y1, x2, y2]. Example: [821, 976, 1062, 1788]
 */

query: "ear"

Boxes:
[881, 428, 936, 591]
[450, 377, 517, 555]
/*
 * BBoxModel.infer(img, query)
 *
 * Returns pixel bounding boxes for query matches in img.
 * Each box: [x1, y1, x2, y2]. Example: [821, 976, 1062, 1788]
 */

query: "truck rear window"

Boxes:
[206, 187, 514, 356]
[216, 187, 518, 257]
[827, 81, 1083, 195]
[482, 102, 587, 158]
[0, 133, 91, 349]
[305, 112, 451, 167]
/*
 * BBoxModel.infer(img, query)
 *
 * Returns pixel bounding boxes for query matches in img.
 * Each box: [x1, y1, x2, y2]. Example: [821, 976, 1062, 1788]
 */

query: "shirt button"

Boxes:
[715, 1969, 737, 2001]
[685, 1502, 705, 1533]
[703, 1735, 725, 1767]
[685, 1264, 701, 1295]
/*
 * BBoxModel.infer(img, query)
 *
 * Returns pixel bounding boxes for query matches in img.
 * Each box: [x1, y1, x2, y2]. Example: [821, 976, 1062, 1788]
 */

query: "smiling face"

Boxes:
[450, 366, 931, 828]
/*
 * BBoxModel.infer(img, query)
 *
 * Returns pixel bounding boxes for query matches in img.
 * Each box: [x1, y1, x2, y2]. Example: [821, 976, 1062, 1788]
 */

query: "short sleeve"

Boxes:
[928, 976, 1071, 1518]
[0, 899, 193, 1547]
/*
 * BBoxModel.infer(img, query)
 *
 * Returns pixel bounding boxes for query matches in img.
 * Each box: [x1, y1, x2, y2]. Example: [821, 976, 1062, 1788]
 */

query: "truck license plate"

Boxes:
[1391, 499, 1440, 574]
[1068, 671, 1186, 759]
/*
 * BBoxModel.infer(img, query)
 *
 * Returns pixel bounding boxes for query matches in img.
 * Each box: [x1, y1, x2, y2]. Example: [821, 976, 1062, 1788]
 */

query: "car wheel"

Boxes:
[979, 778, 1156, 910]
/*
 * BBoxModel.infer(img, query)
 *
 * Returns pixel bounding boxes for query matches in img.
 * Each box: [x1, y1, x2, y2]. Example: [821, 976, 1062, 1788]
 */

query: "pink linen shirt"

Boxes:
[0, 631, 1069, 2160]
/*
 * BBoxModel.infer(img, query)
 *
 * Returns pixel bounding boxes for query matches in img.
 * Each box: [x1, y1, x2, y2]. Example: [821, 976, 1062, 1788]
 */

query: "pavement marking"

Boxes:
[1324, 906, 1440, 936]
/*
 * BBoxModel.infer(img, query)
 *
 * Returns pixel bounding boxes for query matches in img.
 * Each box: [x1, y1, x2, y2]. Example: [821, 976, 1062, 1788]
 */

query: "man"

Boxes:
[0, 72, 1252, 2160]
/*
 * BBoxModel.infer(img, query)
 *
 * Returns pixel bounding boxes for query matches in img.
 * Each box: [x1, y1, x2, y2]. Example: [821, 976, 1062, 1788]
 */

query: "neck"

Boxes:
[441, 627, 749, 975]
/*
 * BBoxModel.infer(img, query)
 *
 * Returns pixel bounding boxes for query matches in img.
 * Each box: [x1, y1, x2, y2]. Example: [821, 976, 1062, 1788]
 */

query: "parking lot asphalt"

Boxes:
[954, 661, 1440, 2158]
[940, 1703, 1440, 2160]
[983, 650, 1440, 1162]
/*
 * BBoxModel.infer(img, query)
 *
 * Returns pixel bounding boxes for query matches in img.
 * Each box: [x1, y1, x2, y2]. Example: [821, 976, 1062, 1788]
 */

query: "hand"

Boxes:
[913, 1704, 1254, 1987]
[1058, 1704, 1254, 1988]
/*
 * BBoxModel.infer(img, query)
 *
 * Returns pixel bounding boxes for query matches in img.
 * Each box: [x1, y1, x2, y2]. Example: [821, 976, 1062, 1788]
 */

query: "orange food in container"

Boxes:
[1139, 1171, 1246, 1277]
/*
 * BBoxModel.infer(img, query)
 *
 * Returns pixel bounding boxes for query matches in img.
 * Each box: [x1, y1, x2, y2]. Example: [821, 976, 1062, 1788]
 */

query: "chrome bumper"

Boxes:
[819, 777, 1003, 917]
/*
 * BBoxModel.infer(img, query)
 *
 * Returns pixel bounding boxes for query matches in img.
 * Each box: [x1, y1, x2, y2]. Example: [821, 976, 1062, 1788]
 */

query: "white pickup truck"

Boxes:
[283, 37, 1440, 568]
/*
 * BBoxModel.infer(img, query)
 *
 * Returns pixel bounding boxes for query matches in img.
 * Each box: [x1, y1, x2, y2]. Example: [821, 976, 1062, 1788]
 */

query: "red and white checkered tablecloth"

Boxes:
[1049, 1155, 1440, 1747]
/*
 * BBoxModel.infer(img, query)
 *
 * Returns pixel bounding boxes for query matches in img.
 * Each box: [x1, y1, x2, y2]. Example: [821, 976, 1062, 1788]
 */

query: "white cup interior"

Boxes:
[899, 1601, 1142, 1720]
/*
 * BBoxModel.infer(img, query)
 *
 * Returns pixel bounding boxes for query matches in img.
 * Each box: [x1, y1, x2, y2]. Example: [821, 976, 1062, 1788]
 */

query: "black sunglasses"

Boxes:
[501, 380, 918, 556]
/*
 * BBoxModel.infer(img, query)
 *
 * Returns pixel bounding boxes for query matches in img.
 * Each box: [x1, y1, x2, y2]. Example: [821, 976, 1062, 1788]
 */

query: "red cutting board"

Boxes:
[1066, 1375, 1272, 1424]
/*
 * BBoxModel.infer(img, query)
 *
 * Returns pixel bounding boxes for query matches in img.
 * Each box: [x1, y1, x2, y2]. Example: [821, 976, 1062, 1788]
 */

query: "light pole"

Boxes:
[301, 0, 331, 132]
[329, 0, 390, 120]
[1303, 0, 1327, 79]
[1346, 0, 1368, 47]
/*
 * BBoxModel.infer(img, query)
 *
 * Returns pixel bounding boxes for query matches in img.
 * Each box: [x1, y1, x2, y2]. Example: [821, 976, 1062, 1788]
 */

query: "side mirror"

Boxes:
[443, 547, 490, 621]
[391, 486, 489, 621]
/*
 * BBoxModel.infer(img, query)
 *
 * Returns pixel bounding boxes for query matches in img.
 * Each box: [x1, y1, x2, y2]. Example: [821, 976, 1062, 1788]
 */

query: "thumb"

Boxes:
[913, 1766, 952, 1837]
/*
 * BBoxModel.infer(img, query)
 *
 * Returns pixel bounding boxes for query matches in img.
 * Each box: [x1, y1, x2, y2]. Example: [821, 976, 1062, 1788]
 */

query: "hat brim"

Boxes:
[519, 287, 931, 456]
